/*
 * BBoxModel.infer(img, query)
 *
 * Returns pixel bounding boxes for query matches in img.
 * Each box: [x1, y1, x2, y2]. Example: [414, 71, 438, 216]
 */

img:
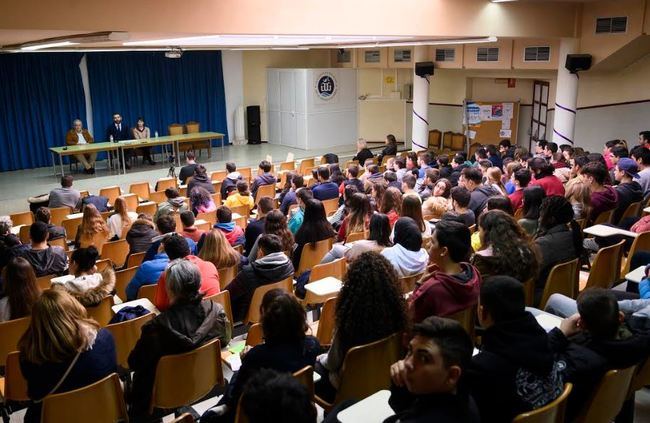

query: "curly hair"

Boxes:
[475, 210, 539, 282]
[190, 186, 212, 209]
[335, 251, 408, 356]
[264, 209, 295, 254]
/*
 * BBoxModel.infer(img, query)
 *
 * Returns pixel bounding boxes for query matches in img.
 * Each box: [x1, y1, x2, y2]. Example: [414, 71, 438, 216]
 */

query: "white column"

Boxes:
[411, 46, 429, 152]
[552, 38, 579, 146]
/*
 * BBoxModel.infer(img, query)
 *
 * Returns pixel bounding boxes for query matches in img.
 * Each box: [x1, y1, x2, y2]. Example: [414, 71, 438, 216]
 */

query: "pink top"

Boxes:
[132, 127, 151, 139]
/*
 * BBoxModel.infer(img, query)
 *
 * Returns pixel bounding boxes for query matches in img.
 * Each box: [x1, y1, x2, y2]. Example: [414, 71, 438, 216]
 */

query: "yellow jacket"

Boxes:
[224, 193, 254, 209]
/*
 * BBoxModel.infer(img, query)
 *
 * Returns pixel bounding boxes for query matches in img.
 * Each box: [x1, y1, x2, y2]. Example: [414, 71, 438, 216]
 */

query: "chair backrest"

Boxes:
[137, 284, 157, 303]
[451, 133, 466, 151]
[619, 201, 643, 224]
[540, 259, 579, 309]
[127, 251, 146, 268]
[10, 211, 34, 226]
[49, 206, 72, 226]
[41, 373, 128, 423]
[156, 177, 178, 192]
[168, 124, 184, 136]
[114, 266, 138, 301]
[129, 182, 151, 201]
[49, 236, 68, 250]
[105, 312, 155, 368]
[85, 296, 114, 327]
[246, 323, 264, 347]
[185, 121, 200, 133]
[245, 277, 293, 324]
[148, 191, 167, 204]
[206, 290, 234, 330]
[293, 365, 315, 397]
[197, 210, 217, 226]
[333, 333, 402, 407]
[0, 316, 30, 366]
[217, 265, 238, 290]
[18, 224, 31, 244]
[99, 186, 122, 207]
[36, 274, 55, 291]
[211, 170, 227, 181]
[120, 193, 139, 212]
[280, 161, 295, 171]
[629, 358, 650, 395]
[101, 239, 129, 268]
[322, 198, 340, 217]
[151, 338, 223, 412]
[585, 240, 625, 290]
[296, 238, 334, 275]
[136, 201, 158, 217]
[298, 158, 315, 176]
[345, 231, 366, 243]
[310, 258, 346, 282]
[316, 297, 337, 346]
[255, 183, 276, 204]
[447, 306, 476, 339]
[96, 259, 112, 272]
[230, 204, 251, 218]
[239, 167, 253, 181]
[428, 129, 442, 150]
[593, 208, 615, 225]
[4, 351, 29, 402]
[62, 216, 82, 243]
[513, 383, 573, 423]
[522, 278, 535, 307]
[621, 231, 650, 277]
[577, 366, 636, 423]
[442, 131, 453, 149]
[397, 272, 423, 295]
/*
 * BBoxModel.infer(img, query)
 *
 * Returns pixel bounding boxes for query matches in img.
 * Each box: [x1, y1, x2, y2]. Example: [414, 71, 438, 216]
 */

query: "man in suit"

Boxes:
[65, 119, 96, 174]
[106, 112, 133, 169]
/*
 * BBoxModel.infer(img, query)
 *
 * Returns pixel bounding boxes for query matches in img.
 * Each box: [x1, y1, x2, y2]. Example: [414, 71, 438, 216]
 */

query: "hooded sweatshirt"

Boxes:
[468, 311, 564, 423]
[613, 180, 643, 224]
[187, 173, 215, 195]
[19, 246, 68, 277]
[409, 263, 481, 322]
[468, 185, 499, 217]
[154, 197, 188, 222]
[225, 251, 295, 321]
[251, 173, 276, 198]
[382, 217, 429, 278]
[53, 267, 116, 307]
[221, 171, 242, 198]
[154, 255, 220, 311]
[126, 219, 158, 254]
[588, 185, 618, 224]
[215, 221, 245, 246]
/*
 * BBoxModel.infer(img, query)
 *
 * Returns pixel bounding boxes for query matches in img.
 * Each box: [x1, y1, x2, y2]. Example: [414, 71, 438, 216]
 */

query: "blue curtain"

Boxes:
[0, 53, 86, 171]
[86, 51, 229, 147]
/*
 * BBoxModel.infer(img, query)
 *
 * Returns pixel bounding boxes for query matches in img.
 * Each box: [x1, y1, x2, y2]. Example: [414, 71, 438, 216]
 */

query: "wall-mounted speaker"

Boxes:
[565, 54, 592, 74]
[415, 61, 435, 78]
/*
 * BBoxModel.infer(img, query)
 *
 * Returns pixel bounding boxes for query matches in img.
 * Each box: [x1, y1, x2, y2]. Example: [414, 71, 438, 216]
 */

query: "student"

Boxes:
[187, 164, 215, 195]
[449, 186, 475, 227]
[394, 157, 408, 182]
[380, 187, 403, 227]
[609, 145, 629, 184]
[288, 188, 313, 234]
[51, 246, 114, 307]
[468, 276, 564, 423]
[125, 214, 157, 254]
[224, 180, 255, 209]
[418, 168, 441, 201]
[225, 234, 294, 321]
[449, 155, 469, 186]
[153, 187, 189, 222]
[126, 233, 171, 301]
[631, 146, 650, 199]
[499, 139, 513, 158]
[486, 144, 502, 169]
[128, 259, 231, 420]
[251, 160, 276, 199]
[534, 140, 548, 158]
[247, 209, 295, 262]
[381, 217, 429, 278]
[214, 206, 245, 247]
[180, 210, 206, 243]
[190, 186, 217, 216]
[0, 257, 40, 322]
[580, 161, 618, 224]
[336, 192, 371, 242]
[221, 162, 243, 199]
[401, 174, 420, 201]
[486, 167, 507, 196]
[311, 166, 339, 201]
[417, 151, 434, 179]
[529, 157, 565, 197]
[0, 216, 21, 272]
[437, 154, 452, 179]
[612, 157, 643, 225]
[19, 289, 117, 423]
[244, 196, 274, 254]
[19, 221, 68, 277]
[178, 150, 198, 185]
[386, 316, 479, 423]
[279, 174, 303, 216]
[142, 214, 197, 263]
[34, 207, 65, 241]
[107, 197, 137, 240]
[292, 199, 336, 273]
[400, 195, 432, 237]
[321, 212, 392, 264]
[518, 186, 546, 236]
[410, 220, 481, 322]
[459, 167, 498, 217]
[352, 138, 374, 166]
[341, 165, 364, 194]
[564, 176, 591, 220]
[74, 204, 110, 250]
[508, 168, 531, 211]
[378, 134, 398, 165]
[48, 175, 81, 211]
[197, 228, 243, 276]
[153, 233, 220, 311]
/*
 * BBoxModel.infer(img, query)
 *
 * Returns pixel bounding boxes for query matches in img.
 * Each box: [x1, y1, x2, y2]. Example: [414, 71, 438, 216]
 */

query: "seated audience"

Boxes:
[470, 196, 515, 252]
[34, 207, 65, 241]
[178, 150, 198, 185]
[449, 154, 470, 186]
[613, 157, 643, 225]
[328, 185, 358, 229]
[251, 160, 276, 199]
[471, 210, 539, 283]
[154, 233, 220, 311]
[410, 220, 480, 322]
[0, 257, 40, 322]
[179, 210, 205, 243]
[377, 134, 398, 165]
[0, 216, 21, 271]
[225, 234, 294, 322]
[107, 197, 137, 240]
[248, 209, 295, 262]
[381, 217, 429, 278]
[126, 232, 171, 301]
[459, 167, 498, 217]
[580, 161, 618, 224]
[19, 289, 116, 423]
[400, 195, 432, 237]
[224, 180, 255, 210]
[214, 206, 245, 247]
[316, 251, 407, 400]
[401, 174, 420, 201]
[288, 188, 313, 234]
[565, 176, 591, 220]
[418, 168, 440, 201]
[18, 222, 69, 278]
[486, 167, 507, 196]
[380, 187, 403, 227]
[321, 212, 392, 264]
[292, 199, 336, 273]
[52, 246, 114, 307]
[74, 204, 110, 250]
[128, 259, 231, 420]
[125, 214, 157, 254]
[529, 157, 565, 196]
[197, 229, 243, 276]
[631, 146, 650, 199]
[221, 162, 243, 199]
[190, 186, 217, 216]
[417, 151, 434, 179]
[449, 186, 475, 227]
[312, 166, 339, 201]
[517, 186, 546, 236]
[244, 197, 274, 254]
[508, 168, 531, 211]
[341, 165, 364, 194]
[337, 192, 371, 242]
[48, 175, 81, 211]
[142, 215, 197, 262]
[468, 276, 564, 423]
[352, 138, 374, 166]
[153, 187, 189, 222]
[187, 164, 215, 194]
[280, 174, 304, 215]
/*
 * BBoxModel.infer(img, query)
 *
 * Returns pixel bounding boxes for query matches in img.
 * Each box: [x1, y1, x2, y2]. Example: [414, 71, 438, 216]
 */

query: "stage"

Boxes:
[0, 143, 358, 215]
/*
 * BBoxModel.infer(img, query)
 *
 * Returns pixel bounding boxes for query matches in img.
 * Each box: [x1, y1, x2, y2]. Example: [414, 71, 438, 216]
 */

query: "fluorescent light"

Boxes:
[270, 47, 310, 50]
[21, 41, 79, 51]
[490, 0, 517, 2]
[332, 36, 498, 48]
[123, 34, 411, 47]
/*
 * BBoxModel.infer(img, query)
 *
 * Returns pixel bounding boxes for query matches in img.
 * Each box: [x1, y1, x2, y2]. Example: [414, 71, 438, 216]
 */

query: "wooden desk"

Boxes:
[304, 277, 342, 304]
[118, 137, 177, 174]
[49, 142, 120, 177]
[583, 224, 638, 238]
[338, 390, 394, 423]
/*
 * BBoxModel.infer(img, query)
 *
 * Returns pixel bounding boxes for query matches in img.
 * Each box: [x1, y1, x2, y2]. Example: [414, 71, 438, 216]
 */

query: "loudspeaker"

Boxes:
[565, 54, 592, 74]
[415, 61, 434, 78]
[246, 105, 261, 144]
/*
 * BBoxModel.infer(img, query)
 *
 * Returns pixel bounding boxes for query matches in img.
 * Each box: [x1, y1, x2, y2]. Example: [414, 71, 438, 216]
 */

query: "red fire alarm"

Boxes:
[507, 78, 516, 88]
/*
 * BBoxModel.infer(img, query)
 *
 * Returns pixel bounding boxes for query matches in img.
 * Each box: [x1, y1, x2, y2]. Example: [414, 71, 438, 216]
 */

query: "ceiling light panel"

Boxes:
[123, 34, 412, 47]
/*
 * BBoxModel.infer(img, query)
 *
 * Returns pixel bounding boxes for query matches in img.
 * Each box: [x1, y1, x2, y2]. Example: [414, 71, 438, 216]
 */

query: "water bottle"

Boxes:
[155, 131, 158, 138]
[109, 135, 114, 143]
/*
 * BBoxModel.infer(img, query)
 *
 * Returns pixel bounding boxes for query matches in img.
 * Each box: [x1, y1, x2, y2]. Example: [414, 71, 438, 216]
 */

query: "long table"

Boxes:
[49, 131, 226, 176]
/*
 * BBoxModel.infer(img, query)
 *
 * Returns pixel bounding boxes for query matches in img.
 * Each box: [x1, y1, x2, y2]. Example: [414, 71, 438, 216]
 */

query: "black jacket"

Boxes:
[126, 220, 158, 254]
[378, 144, 398, 163]
[534, 224, 580, 306]
[439, 164, 453, 179]
[224, 252, 295, 322]
[467, 312, 564, 423]
[468, 185, 499, 217]
[449, 164, 470, 187]
[128, 299, 231, 417]
[187, 174, 216, 195]
[244, 217, 265, 255]
[179, 163, 198, 185]
[106, 123, 130, 141]
[614, 181, 643, 225]
[46, 224, 66, 241]
[385, 387, 480, 423]
[353, 148, 374, 166]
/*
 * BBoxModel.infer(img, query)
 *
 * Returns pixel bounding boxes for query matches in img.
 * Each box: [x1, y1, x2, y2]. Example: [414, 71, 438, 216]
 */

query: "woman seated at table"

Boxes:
[132, 117, 155, 165]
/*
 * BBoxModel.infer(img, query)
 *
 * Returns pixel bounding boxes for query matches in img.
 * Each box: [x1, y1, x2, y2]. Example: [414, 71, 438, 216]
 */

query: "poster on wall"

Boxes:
[492, 104, 503, 119]
[479, 105, 492, 121]
[503, 103, 514, 119]
[466, 102, 481, 125]
[313, 71, 339, 105]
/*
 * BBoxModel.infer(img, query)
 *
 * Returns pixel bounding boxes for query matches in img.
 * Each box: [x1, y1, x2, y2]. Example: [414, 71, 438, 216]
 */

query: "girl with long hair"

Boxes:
[381, 217, 429, 278]
[107, 197, 136, 240]
[337, 193, 371, 242]
[293, 199, 336, 270]
[190, 186, 217, 216]
[247, 209, 295, 261]
[198, 229, 242, 270]
[75, 204, 109, 249]
[321, 212, 393, 264]
[380, 187, 402, 227]
[518, 186, 546, 236]
[0, 257, 40, 321]
[400, 194, 432, 236]
[487, 167, 507, 197]
[370, 181, 386, 213]
[564, 177, 591, 220]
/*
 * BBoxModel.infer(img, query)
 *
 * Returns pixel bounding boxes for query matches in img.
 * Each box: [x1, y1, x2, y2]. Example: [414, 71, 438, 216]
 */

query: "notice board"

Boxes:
[464, 100, 520, 145]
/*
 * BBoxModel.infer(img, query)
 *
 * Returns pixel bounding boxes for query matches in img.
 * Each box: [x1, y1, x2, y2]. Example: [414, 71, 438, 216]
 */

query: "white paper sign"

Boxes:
[468, 130, 477, 139]
[503, 103, 514, 119]
[466, 102, 481, 125]
[499, 129, 512, 138]
[501, 119, 511, 130]
[479, 105, 492, 121]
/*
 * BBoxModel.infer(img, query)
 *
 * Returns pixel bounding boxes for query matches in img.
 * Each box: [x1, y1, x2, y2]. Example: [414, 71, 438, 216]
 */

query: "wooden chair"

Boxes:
[149, 191, 167, 204]
[451, 133, 466, 152]
[313, 297, 337, 346]
[41, 373, 128, 423]
[98, 186, 122, 207]
[428, 130, 442, 150]
[105, 313, 155, 368]
[279, 161, 295, 171]
[345, 231, 366, 243]
[513, 383, 573, 423]
[380, 155, 395, 167]
[314, 333, 402, 412]
[36, 274, 55, 291]
[217, 265, 238, 290]
[310, 258, 346, 283]
[129, 182, 151, 201]
[442, 131, 453, 150]
[593, 208, 615, 225]
[170, 413, 194, 423]
[18, 224, 31, 244]
[10, 211, 33, 226]
[246, 323, 264, 347]
[322, 198, 340, 217]
[230, 204, 251, 218]
[49, 236, 68, 250]
[626, 358, 650, 407]
[540, 259, 580, 309]
[85, 296, 114, 327]
[244, 277, 293, 324]
[185, 121, 210, 156]
[575, 218, 586, 231]
[293, 365, 315, 396]
[120, 193, 139, 212]
[621, 231, 650, 278]
[468, 224, 477, 234]
[206, 290, 234, 330]
[255, 184, 276, 205]
[576, 366, 636, 423]
[49, 206, 72, 226]
[95, 259, 112, 272]
[523, 278, 535, 307]
[211, 193, 222, 207]
[149, 338, 224, 414]
[397, 272, 424, 295]
[514, 208, 524, 221]
[114, 266, 138, 302]
[169, 123, 184, 136]
[195, 220, 211, 232]
[156, 177, 178, 192]
[239, 167, 253, 182]
[211, 170, 227, 181]
[447, 306, 477, 339]
[579, 240, 625, 291]
[197, 211, 217, 226]
[127, 251, 146, 268]
[1, 351, 30, 413]
[0, 317, 30, 367]
[296, 238, 334, 275]
[298, 158, 316, 176]
[100, 239, 129, 268]
[137, 284, 158, 304]
[618, 201, 643, 224]
[136, 202, 158, 218]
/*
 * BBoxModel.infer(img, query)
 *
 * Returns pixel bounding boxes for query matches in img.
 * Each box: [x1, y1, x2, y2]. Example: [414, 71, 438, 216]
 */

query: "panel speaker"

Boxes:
[415, 61, 434, 77]
[246, 105, 261, 144]
[565, 54, 592, 74]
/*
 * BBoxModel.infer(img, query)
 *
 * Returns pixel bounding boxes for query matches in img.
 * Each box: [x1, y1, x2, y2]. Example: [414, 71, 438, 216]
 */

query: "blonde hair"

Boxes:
[198, 229, 240, 269]
[113, 197, 132, 232]
[19, 288, 99, 364]
[80, 204, 109, 237]
[487, 167, 507, 196]
[565, 177, 591, 219]
[422, 196, 450, 219]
